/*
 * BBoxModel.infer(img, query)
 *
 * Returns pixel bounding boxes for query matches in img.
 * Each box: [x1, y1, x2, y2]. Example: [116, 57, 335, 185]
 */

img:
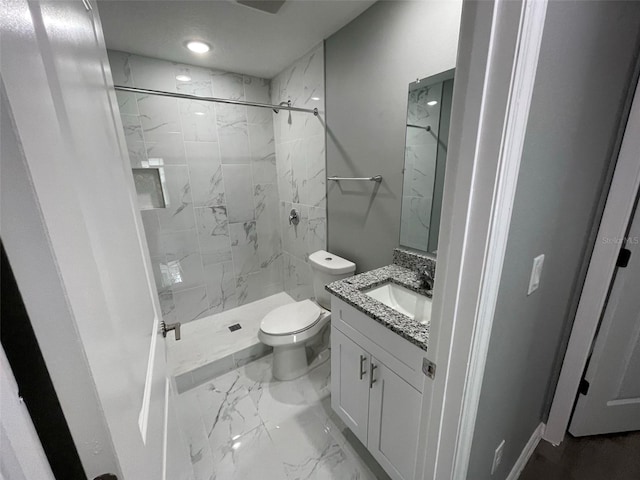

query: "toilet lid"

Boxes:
[260, 300, 322, 336]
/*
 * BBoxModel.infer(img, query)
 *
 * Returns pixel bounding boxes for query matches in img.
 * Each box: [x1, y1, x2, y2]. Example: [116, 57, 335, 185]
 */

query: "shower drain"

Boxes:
[228, 323, 242, 332]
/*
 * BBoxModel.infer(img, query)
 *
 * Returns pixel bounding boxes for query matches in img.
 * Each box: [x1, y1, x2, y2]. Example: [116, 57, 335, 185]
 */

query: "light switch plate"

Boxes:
[528, 254, 545, 295]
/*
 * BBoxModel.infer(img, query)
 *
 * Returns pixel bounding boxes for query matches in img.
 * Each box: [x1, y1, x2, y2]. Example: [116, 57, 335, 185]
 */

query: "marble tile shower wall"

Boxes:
[271, 44, 327, 300]
[108, 51, 283, 324]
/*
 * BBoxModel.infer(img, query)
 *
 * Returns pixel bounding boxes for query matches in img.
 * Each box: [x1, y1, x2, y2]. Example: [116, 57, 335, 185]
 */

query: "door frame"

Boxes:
[417, 0, 549, 478]
[543, 72, 640, 445]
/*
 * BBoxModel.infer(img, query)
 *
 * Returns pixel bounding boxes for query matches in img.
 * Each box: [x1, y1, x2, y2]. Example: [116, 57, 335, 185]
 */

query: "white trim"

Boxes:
[417, 1, 548, 478]
[452, 0, 548, 477]
[416, 1, 505, 474]
[506, 423, 546, 480]
[162, 377, 170, 480]
[544, 73, 640, 445]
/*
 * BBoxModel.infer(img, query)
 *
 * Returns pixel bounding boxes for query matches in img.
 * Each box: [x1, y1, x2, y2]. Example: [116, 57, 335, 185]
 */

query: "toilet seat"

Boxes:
[260, 299, 322, 336]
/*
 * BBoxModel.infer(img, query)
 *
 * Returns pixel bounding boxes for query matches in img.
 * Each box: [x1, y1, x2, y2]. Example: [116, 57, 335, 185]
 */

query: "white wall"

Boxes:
[467, 2, 640, 479]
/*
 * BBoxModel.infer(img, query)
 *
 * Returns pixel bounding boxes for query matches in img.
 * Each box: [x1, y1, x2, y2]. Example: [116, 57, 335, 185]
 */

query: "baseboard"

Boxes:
[506, 423, 546, 480]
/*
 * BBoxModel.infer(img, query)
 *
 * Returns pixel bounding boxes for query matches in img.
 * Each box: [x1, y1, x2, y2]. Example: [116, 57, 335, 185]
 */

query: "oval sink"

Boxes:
[364, 282, 431, 324]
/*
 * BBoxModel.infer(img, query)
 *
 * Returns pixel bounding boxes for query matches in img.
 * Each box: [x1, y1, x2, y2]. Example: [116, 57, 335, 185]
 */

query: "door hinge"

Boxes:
[422, 358, 436, 379]
[578, 378, 590, 396]
[617, 248, 631, 268]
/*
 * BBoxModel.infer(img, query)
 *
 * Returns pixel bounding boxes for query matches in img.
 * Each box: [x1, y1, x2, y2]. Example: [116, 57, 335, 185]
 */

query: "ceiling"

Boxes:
[98, 0, 377, 78]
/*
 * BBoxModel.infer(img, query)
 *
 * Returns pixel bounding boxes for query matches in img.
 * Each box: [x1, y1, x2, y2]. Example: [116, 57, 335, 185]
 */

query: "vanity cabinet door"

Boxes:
[367, 359, 422, 480]
[331, 327, 370, 445]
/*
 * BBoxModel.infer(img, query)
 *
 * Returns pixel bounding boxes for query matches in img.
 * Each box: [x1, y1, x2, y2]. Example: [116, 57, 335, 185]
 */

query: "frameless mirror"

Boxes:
[399, 69, 454, 255]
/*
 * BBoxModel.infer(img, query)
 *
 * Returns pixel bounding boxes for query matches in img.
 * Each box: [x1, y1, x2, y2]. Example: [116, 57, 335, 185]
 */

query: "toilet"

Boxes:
[258, 250, 356, 380]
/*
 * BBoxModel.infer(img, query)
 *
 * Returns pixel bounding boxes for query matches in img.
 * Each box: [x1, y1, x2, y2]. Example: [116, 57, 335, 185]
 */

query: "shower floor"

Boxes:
[167, 292, 296, 393]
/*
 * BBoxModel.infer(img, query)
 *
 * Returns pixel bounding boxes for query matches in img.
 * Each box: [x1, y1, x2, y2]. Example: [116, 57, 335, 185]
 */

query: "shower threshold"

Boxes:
[167, 292, 296, 393]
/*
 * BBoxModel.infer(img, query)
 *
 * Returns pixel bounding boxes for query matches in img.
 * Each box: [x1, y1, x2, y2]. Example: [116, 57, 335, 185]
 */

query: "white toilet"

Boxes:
[258, 250, 356, 380]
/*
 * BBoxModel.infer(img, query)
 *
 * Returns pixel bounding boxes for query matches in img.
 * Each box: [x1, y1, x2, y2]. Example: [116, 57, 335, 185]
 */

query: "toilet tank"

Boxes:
[309, 250, 356, 310]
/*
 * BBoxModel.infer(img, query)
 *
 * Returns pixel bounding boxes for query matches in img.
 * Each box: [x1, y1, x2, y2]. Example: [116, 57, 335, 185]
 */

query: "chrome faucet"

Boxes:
[417, 266, 434, 291]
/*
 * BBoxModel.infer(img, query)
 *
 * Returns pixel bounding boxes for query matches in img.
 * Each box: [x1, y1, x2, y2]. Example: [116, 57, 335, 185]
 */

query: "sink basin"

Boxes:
[364, 282, 431, 324]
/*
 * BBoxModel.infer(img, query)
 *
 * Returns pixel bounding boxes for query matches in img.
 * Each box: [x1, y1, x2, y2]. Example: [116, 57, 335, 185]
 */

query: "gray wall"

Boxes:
[325, 0, 462, 272]
[468, 2, 640, 479]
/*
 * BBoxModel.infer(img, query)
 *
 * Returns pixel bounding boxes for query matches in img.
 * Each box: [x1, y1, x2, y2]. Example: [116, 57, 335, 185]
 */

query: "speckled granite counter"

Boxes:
[326, 263, 432, 351]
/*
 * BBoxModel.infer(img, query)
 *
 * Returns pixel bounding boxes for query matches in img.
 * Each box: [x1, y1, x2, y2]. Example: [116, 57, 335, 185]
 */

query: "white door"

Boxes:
[569, 201, 640, 436]
[331, 327, 371, 444]
[368, 358, 422, 480]
[0, 1, 191, 478]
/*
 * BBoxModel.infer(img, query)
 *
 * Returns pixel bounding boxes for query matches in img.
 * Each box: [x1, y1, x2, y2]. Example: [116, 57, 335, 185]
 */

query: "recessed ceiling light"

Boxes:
[186, 41, 210, 54]
[427, 100, 438, 106]
[194, 112, 205, 116]
[176, 74, 191, 82]
[311, 96, 321, 101]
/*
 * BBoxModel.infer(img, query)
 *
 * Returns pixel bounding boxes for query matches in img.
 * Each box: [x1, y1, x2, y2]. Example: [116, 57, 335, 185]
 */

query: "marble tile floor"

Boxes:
[169, 293, 295, 392]
[175, 354, 392, 480]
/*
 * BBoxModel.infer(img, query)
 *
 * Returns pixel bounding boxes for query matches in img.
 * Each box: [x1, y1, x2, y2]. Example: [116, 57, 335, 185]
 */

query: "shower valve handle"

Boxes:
[289, 209, 300, 226]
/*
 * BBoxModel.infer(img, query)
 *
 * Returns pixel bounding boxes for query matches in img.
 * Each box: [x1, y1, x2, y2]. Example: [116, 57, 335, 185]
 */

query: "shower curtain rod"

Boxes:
[114, 85, 319, 116]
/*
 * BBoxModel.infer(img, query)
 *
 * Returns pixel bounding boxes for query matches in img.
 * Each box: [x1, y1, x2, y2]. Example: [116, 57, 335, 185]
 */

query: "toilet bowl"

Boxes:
[259, 250, 356, 380]
[258, 299, 331, 380]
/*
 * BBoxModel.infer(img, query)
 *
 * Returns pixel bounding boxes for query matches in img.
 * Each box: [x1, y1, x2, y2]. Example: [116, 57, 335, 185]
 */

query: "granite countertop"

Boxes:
[326, 263, 432, 351]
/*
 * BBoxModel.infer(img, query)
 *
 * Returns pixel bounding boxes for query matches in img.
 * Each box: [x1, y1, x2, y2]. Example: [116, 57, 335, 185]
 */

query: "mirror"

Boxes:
[400, 69, 454, 255]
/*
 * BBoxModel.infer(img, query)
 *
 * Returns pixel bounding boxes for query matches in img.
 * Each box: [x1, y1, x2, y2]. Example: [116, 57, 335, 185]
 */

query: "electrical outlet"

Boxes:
[491, 440, 505, 475]
[527, 254, 545, 295]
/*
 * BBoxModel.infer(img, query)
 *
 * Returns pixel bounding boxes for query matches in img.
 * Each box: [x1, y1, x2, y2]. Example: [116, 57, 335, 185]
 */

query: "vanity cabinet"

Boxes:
[368, 360, 423, 480]
[330, 297, 429, 480]
[331, 328, 371, 443]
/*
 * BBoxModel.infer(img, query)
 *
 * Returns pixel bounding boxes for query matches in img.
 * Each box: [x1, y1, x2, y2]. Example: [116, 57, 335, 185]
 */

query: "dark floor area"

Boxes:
[520, 431, 640, 480]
